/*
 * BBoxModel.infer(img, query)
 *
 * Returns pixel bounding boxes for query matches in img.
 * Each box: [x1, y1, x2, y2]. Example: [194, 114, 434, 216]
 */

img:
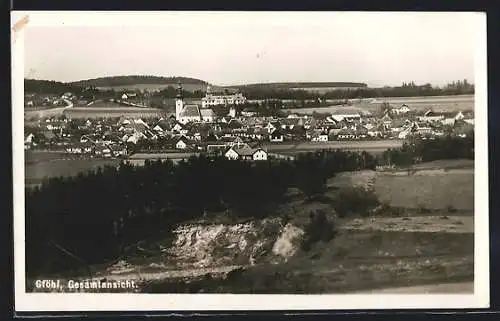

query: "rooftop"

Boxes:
[180, 105, 201, 118]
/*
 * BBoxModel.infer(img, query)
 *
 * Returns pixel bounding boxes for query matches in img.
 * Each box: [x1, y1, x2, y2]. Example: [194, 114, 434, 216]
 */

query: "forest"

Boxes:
[68, 75, 208, 88]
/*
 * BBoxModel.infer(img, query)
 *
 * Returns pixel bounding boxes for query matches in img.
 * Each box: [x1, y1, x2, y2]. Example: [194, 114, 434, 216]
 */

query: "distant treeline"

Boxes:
[25, 78, 473, 103]
[69, 75, 208, 88]
[240, 81, 474, 100]
[24, 79, 84, 95]
[228, 82, 368, 90]
[25, 149, 376, 276]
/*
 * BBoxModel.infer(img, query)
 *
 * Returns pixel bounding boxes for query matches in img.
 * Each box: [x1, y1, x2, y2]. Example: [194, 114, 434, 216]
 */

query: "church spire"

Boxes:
[176, 80, 183, 99]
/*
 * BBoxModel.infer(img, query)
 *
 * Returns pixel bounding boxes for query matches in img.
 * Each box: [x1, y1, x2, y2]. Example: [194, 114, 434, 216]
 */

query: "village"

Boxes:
[24, 84, 475, 163]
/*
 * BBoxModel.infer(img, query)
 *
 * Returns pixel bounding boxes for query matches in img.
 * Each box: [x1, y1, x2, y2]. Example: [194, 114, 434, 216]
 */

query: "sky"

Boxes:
[21, 12, 483, 87]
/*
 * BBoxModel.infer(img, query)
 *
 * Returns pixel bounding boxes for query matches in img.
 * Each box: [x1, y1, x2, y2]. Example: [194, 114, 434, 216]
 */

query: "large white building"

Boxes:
[201, 85, 247, 108]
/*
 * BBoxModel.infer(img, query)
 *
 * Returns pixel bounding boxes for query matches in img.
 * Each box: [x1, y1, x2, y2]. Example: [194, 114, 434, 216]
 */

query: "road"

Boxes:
[24, 99, 74, 119]
[353, 282, 474, 294]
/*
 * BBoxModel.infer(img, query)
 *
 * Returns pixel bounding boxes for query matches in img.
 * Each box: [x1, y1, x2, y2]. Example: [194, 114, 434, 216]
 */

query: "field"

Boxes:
[263, 140, 404, 155]
[25, 151, 120, 186]
[24, 106, 72, 120]
[284, 94, 474, 114]
[64, 107, 167, 119]
[374, 170, 474, 210]
[96, 83, 208, 92]
[83, 100, 131, 108]
[289, 86, 367, 93]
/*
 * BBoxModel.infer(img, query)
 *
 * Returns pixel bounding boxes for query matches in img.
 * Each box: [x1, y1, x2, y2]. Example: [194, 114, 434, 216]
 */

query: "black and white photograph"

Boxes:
[12, 11, 489, 311]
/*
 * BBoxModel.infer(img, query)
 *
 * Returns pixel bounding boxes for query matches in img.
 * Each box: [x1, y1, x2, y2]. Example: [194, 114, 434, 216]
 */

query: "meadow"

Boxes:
[374, 170, 474, 211]
[284, 94, 474, 114]
[263, 140, 404, 155]
[25, 152, 120, 186]
[64, 107, 167, 119]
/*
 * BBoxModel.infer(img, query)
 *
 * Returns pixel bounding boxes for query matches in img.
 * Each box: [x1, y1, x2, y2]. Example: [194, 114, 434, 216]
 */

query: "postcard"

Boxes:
[12, 11, 489, 312]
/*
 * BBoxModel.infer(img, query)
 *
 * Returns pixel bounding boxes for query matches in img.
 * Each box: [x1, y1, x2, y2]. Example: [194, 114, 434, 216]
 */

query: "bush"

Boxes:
[446, 205, 458, 213]
[332, 187, 380, 218]
[300, 210, 337, 252]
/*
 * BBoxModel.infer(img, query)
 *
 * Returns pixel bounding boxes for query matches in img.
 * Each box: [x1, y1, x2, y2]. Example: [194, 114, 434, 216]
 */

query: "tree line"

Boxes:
[379, 134, 474, 167]
[25, 149, 376, 277]
[240, 81, 474, 100]
[26, 79, 473, 103]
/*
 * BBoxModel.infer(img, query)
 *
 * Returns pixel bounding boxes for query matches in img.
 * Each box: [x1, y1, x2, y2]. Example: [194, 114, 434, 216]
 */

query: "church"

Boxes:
[175, 82, 216, 124]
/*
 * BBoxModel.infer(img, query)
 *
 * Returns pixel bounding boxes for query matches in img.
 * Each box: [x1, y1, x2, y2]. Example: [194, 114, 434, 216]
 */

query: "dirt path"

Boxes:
[353, 281, 473, 294]
[341, 216, 473, 234]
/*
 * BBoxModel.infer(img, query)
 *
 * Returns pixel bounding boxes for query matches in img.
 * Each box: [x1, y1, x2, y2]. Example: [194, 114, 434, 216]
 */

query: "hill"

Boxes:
[24, 79, 83, 95]
[69, 75, 209, 88]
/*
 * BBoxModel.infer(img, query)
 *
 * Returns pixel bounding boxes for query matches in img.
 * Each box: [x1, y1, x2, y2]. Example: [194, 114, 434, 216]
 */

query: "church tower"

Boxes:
[175, 81, 184, 121]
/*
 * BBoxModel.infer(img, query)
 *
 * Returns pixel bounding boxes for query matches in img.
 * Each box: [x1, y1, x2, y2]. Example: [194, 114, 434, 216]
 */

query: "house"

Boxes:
[355, 125, 369, 138]
[441, 117, 456, 126]
[206, 142, 228, 154]
[229, 136, 248, 148]
[336, 128, 357, 140]
[228, 107, 237, 118]
[224, 146, 268, 161]
[200, 109, 216, 123]
[24, 133, 35, 144]
[241, 110, 257, 117]
[280, 118, 300, 130]
[405, 122, 432, 137]
[228, 119, 245, 130]
[398, 129, 412, 139]
[61, 92, 73, 99]
[178, 105, 202, 124]
[419, 110, 445, 122]
[331, 111, 362, 123]
[391, 104, 411, 115]
[125, 132, 147, 144]
[152, 120, 172, 134]
[381, 113, 392, 126]
[364, 123, 375, 130]
[171, 121, 185, 133]
[311, 131, 329, 142]
[109, 144, 127, 156]
[269, 129, 284, 143]
[175, 137, 190, 150]
[265, 122, 278, 134]
[464, 118, 474, 125]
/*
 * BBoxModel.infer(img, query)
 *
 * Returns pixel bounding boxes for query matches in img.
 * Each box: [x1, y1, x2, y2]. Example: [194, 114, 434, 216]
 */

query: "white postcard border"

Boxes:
[12, 11, 490, 312]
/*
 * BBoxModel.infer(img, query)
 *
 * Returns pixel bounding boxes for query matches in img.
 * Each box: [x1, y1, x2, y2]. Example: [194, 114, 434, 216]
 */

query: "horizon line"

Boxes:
[23, 75, 475, 89]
